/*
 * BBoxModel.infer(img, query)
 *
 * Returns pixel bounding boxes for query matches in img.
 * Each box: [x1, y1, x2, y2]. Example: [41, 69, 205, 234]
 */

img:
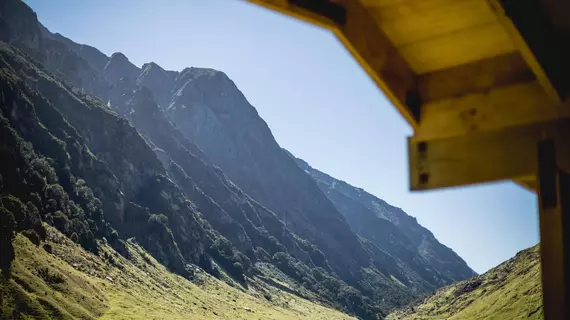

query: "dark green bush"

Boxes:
[1, 195, 25, 228]
[30, 157, 58, 184]
[0, 206, 16, 274]
[52, 210, 69, 233]
[22, 229, 41, 246]
[149, 213, 169, 227]
[208, 236, 248, 282]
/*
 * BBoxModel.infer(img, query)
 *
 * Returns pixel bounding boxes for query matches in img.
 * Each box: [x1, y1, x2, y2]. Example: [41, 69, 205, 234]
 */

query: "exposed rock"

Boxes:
[166, 67, 372, 282]
[103, 52, 140, 86]
[294, 155, 477, 290]
[50, 31, 109, 72]
[137, 62, 178, 108]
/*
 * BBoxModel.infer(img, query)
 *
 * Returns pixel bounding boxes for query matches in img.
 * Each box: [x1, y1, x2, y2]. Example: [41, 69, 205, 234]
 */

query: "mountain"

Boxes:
[0, 1, 478, 319]
[387, 245, 543, 320]
[165, 67, 376, 282]
[294, 156, 476, 291]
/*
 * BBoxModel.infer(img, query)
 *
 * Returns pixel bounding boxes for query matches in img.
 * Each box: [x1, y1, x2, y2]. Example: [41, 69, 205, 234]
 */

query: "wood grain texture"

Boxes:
[409, 118, 570, 190]
[399, 22, 516, 74]
[416, 81, 570, 140]
[418, 52, 534, 102]
[370, 0, 497, 47]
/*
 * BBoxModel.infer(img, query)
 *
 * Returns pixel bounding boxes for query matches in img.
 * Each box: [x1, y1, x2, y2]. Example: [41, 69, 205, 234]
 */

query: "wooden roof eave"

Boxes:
[246, 0, 570, 193]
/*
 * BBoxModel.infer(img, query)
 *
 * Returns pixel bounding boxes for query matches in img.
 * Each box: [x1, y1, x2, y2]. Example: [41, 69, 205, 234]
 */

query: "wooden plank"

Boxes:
[246, 0, 420, 127]
[418, 52, 534, 103]
[536, 140, 570, 320]
[370, 0, 497, 47]
[408, 118, 570, 191]
[399, 21, 516, 74]
[415, 81, 570, 141]
[487, 0, 564, 102]
[409, 123, 540, 190]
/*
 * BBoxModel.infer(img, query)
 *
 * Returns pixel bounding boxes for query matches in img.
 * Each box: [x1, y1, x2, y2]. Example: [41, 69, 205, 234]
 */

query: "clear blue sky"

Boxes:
[24, 0, 539, 274]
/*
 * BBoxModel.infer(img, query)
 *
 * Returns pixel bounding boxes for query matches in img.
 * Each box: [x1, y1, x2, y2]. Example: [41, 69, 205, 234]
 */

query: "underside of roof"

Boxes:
[247, 0, 570, 192]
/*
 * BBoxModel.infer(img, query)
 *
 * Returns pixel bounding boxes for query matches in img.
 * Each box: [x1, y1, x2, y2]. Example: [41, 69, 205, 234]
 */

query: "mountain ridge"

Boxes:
[293, 155, 476, 287]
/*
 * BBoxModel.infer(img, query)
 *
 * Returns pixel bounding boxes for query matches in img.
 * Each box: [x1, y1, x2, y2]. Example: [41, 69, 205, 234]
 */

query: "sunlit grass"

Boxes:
[388, 245, 542, 320]
[2, 226, 354, 320]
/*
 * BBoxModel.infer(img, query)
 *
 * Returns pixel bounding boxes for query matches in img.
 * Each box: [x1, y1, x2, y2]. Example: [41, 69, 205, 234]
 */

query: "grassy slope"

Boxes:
[387, 245, 543, 320]
[1, 226, 355, 320]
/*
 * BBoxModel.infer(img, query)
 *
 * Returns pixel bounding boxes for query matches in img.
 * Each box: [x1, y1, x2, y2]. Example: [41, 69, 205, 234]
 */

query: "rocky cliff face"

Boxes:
[103, 52, 140, 86]
[0, 1, 477, 319]
[293, 157, 477, 291]
[137, 62, 177, 108]
[165, 67, 373, 282]
[50, 32, 109, 72]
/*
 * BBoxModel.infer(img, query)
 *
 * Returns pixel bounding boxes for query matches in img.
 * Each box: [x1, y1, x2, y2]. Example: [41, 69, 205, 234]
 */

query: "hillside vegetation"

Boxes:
[2, 226, 355, 320]
[387, 245, 543, 320]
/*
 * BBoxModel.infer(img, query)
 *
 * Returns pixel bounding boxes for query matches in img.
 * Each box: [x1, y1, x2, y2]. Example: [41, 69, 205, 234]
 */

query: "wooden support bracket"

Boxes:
[408, 118, 570, 191]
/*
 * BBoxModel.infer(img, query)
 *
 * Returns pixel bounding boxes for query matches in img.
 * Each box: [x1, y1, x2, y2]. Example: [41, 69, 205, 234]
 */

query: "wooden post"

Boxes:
[537, 139, 570, 320]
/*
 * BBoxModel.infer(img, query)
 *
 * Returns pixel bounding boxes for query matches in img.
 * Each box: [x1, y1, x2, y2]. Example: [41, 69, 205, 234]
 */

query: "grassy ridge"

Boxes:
[387, 245, 542, 320]
[1, 226, 355, 320]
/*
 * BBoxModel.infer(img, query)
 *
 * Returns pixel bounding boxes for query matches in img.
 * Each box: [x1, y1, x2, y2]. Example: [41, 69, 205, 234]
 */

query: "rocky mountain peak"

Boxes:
[0, 0, 42, 48]
[137, 61, 178, 108]
[103, 51, 140, 85]
[172, 67, 228, 93]
[109, 51, 129, 62]
[142, 61, 161, 70]
[169, 67, 254, 123]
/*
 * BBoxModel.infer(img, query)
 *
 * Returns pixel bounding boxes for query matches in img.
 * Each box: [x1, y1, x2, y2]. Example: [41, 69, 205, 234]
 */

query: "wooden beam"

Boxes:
[418, 52, 534, 103]
[415, 81, 570, 141]
[408, 118, 570, 191]
[366, 0, 499, 48]
[246, 0, 419, 127]
[487, 0, 569, 102]
[536, 140, 570, 320]
[513, 176, 537, 192]
[398, 21, 516, 74]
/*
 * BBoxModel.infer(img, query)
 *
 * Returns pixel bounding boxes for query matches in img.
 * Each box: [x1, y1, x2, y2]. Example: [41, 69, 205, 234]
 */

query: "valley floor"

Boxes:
[1, 226, 354, 320]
